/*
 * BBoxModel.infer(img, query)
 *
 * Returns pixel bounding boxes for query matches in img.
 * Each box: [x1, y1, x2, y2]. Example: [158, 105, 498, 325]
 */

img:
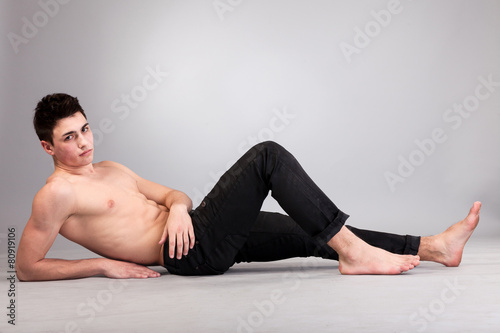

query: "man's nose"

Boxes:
[78, 135, 89, 148]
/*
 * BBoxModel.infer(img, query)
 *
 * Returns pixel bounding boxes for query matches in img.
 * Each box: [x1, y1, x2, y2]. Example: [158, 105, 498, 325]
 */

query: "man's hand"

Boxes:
[101, 259, 161, 279]
[159, 205, 195, 259]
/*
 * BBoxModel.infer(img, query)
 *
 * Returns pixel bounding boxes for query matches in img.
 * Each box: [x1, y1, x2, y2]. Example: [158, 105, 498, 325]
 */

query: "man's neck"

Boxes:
[53, 160, 96, 176]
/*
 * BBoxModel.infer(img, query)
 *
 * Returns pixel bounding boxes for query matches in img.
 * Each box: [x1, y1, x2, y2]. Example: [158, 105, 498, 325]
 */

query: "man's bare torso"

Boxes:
[53, 162, 167, 266]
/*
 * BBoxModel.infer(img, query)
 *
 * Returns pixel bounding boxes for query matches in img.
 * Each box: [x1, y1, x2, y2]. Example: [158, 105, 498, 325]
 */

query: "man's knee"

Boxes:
[238, 141, 289, 174]
[252, 141, 284, 155]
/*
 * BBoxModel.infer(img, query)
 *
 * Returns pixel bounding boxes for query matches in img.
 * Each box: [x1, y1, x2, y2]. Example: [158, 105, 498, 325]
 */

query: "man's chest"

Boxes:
[71, 169, 142, 216]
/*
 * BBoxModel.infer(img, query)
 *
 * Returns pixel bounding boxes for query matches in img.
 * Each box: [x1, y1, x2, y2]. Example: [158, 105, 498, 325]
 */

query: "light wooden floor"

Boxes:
[2, 237, 499, 333]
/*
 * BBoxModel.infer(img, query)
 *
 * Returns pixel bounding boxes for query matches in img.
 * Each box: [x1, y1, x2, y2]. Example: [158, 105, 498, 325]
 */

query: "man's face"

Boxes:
[44, 112, 94, 167]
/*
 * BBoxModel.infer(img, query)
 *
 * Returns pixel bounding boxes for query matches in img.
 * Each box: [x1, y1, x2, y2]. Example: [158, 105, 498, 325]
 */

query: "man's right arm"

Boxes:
[16, 180, 102, 281]
[16, 181, 159, 281]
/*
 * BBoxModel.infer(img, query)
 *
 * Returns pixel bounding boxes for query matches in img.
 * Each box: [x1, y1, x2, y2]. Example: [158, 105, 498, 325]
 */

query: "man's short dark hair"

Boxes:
[34, 93, 87, 144]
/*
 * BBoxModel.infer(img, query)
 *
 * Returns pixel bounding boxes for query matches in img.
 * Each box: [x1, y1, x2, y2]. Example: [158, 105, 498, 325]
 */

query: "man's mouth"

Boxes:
[80, 149, 93, 157]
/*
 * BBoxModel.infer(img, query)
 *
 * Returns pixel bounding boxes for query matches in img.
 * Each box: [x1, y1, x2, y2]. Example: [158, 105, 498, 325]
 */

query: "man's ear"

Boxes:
[41, 140, 55, 156]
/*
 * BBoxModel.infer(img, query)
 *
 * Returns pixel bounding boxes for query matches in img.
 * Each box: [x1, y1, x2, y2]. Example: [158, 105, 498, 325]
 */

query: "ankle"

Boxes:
[417, 235, 440, 261]
[327, 227, 360, 258]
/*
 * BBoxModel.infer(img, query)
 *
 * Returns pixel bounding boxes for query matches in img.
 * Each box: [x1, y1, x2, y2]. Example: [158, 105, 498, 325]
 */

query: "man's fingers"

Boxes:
[165, 212, 195, 258]
[183, 232, 189, 256]
[169, 233, 176, 259]
[189, 227, 195, 249]
[176, 232, 184, 259]
[133, 269, 160, 279]
[129, 270, 159, 279]
[106, 260, 161, 279]
[141, 267, 161, 278]
[159, 229, 168, 245]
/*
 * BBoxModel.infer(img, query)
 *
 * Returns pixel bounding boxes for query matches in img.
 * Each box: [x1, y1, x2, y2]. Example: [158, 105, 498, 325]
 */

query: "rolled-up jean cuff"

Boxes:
[314, 211, 349, 244]
[404, 235, 421, 255]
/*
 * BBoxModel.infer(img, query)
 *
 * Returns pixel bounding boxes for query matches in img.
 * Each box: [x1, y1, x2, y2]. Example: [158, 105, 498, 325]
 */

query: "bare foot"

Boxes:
[418, 201, 481, 267]
[328, 226, 420, 275]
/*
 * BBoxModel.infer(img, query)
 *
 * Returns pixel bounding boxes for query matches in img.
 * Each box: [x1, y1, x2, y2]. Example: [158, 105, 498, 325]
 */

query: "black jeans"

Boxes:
[163, 141, 420, 275]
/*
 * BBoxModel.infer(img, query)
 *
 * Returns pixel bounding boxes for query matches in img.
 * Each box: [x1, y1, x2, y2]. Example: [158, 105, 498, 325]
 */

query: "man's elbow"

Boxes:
[16, 266, 28, 281]
[16, 270, 29, 282]
[16, 262, 35, 282]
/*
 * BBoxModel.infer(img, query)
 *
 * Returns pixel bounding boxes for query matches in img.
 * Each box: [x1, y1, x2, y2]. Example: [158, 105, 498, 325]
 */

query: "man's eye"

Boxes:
[65, 135, 73, 141]
[83, 126, 89, 132]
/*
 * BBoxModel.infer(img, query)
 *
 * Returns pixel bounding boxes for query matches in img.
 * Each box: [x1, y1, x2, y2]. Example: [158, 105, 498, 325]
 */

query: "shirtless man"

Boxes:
[16, 93, 481, 281]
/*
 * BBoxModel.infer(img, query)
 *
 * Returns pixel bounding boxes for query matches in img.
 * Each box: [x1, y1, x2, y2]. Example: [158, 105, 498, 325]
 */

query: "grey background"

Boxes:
[1, 0, 499, 253]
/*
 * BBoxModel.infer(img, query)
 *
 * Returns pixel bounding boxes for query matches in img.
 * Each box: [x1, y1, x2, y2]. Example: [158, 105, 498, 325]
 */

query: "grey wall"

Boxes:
[1, 0, 499, 252]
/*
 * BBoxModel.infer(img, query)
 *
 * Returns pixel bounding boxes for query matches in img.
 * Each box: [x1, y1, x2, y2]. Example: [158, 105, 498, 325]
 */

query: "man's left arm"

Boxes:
[101, 161, 195, 259]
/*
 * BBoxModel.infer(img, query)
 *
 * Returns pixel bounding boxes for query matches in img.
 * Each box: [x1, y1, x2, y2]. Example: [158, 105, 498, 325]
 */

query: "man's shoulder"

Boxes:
[95, 160, 117, 167]
[95, 160, 138, 179]
[30, 177, 77, 222]
[95, 160, 127, 170]
[37, 176, 75, 206]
